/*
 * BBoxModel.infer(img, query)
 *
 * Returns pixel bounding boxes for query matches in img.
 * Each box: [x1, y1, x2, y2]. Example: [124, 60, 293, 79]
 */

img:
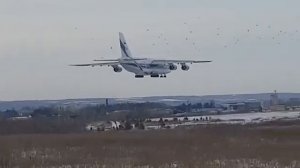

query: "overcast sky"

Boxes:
[0, 0, 300, 101]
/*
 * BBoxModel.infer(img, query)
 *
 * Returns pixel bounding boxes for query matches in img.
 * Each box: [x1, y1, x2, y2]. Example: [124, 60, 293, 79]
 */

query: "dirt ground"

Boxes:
[1, 120, 300, 168]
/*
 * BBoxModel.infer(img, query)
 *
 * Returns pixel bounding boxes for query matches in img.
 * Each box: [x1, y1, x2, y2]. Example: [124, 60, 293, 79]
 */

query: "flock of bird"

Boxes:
[101, 18, 299, 54]
[144, 23, 298, 52]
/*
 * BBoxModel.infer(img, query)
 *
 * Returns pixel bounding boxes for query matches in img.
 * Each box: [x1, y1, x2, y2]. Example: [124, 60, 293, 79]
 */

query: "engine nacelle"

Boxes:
[181, 64, 190, 71]
[113, 66, 122, 72]
[169, 64, 177, 70]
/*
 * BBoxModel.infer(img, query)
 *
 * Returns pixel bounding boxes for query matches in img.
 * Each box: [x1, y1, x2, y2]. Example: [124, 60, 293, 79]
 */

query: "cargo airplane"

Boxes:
[71, 32, 211, 78]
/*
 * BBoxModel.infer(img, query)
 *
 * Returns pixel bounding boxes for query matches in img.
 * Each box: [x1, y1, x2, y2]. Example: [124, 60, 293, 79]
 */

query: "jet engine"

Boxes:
[181, 64, 190, 71]
[113, 66, 122, 72]
[169, 64, 177, 70]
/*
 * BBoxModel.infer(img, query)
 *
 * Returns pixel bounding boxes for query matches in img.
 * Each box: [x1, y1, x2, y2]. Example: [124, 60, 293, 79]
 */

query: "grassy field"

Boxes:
[1, 120, 300, 168]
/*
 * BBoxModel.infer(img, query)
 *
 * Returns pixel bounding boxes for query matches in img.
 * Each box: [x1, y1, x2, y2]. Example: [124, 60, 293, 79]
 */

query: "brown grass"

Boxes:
[0, 122, 300, 167]
[0, 119, 85, 135]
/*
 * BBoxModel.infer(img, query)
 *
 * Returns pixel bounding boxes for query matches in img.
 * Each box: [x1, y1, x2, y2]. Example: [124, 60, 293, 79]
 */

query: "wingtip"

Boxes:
[69, 64, 84, 66]
[195, 60, 213, 63]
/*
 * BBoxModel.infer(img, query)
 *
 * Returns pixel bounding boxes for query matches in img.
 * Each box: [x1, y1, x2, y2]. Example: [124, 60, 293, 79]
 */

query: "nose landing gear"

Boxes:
[160, 74, 167, 78]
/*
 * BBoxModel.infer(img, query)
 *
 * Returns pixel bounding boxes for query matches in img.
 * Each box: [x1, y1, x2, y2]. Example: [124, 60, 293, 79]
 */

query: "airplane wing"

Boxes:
[93, 59, 120, 61]
[93, 58, 146, 61]
[152, 60, 212, 64]
[70, 61, 120, 67]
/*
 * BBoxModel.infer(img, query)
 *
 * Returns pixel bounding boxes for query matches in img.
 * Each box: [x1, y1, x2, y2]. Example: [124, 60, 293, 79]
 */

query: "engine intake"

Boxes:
[181, 64, 190, 71]
[169, 64, 177, 70]
[113, 66, 122, 72]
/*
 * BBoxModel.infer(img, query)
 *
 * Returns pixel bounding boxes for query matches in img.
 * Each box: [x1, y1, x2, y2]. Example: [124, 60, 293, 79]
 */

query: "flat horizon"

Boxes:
[1, 91, 299, 102]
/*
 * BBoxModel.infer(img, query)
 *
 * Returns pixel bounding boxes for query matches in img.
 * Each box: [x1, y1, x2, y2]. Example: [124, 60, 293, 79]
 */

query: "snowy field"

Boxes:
[210, 111, 300, 123]
[149, 111, 300, 128]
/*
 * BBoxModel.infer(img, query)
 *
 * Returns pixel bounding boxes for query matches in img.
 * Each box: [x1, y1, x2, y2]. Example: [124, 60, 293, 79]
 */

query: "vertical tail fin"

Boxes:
[119, 32, 133, 59]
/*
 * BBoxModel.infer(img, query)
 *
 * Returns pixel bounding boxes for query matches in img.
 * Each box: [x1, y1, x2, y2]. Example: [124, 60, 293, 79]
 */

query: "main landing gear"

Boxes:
[160, 74, 167, 78]
[136, 74, 166, 78]
[150, 74, 159, 78]
[150, 74, 166, 78]
[135, 75, 144, 78]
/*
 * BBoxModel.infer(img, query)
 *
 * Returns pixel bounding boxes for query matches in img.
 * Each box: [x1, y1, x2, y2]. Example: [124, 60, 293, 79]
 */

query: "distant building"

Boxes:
[269, 90, 286, 111]
[222, 100, 262, 113]
[244, 101, 263, 112]
[270, 90, 279, 106]
[86, 121, 121, 131]
[270, 105, 286, 111]
[8, 116, 32, 121]
[223, 102, 246, 113]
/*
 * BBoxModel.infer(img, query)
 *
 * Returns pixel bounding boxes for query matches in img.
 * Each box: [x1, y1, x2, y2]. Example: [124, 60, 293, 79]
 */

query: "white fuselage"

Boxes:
[72, 32, 210, 78]
[120, 58, 171, 76]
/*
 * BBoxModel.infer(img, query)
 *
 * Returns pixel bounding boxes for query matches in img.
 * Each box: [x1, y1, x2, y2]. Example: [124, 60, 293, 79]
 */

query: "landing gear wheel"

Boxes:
[151, 74, 159, 78]
[135, 75, 144, 78]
